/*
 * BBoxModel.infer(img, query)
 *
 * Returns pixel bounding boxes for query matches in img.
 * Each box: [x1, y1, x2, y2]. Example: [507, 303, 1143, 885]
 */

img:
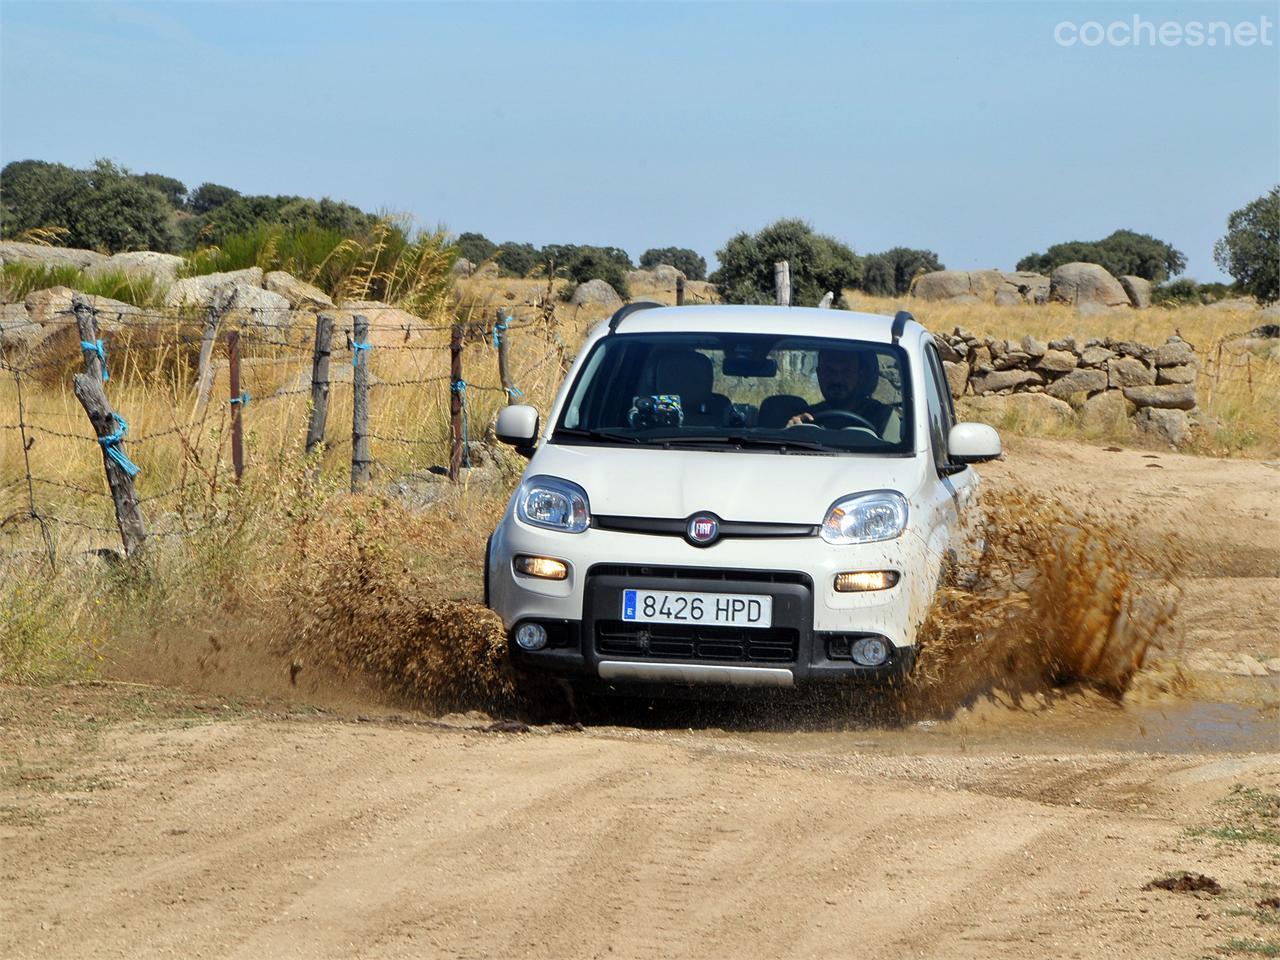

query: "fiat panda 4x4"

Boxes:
[485, 303, 1001, 693]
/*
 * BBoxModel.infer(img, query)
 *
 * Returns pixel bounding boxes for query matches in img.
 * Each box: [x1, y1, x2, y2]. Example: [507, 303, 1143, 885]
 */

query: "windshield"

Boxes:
[553, 332, 913, 454]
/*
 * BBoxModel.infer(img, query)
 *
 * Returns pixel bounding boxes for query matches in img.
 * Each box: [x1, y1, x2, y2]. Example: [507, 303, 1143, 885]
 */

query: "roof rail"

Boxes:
[891, 310, 913, 344]
[607, 301, 663, 333]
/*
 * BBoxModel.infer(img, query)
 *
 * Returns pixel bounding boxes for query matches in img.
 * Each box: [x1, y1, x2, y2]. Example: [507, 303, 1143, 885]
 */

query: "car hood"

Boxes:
[526, 442, 924, 525]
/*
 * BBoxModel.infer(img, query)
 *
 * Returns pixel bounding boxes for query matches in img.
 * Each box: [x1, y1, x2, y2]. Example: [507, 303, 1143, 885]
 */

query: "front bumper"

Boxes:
[488, 518, 930, 690]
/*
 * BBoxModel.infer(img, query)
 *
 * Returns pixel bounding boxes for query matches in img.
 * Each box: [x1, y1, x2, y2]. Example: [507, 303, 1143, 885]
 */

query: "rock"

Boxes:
[953, 326, 978, 343]
[85, 251, 185, 285]
[993, 290, 1021, 307]
[23, 286, 140, 328]
[1045, 367, 1108, 400]
[1050, 262, 1130, 307]
[933, 337, 964, 363]
[1080, 345, 1117, 367]
[165, 267, 265, 307]
[1122, 383, 1196, 410]
[1135, 407, 1192, 447]
[1247, 323, 1279, 339]
[651, 264, 686, 283]
[959, 392, 1073, 425]
[969, 369, 1044, 394]
[1037, 349, 1078, 374]
[942, 360, 969, 399]
[1107, 356, 1156, 388]
[450, 258, 474, 277]
[0, 241, 107, 271]
[1156, 364, 1197, 385]
[1110, 339, 1152, 360]
[1079, 389, 1132, 429]
[1119, 275, 1152, 309]
[473, 261, 501, 279]
[569, 278, 623, 307]
[337, 301, 427, 347]
[1005, 271, 1050, 303]
[969, 269, 1007, 300]
[264, 271, 334, 309]
[993, 351, 1031, 371]
[222, 283, 291, 320]
[913, 270, 973, 301]
[0, 302, 36, 351]
[1153, 338, 1195, 367]
[1020, 335, 1048, 358]
[1048, 336, 1077, 352]
[948, 293, 982, 304]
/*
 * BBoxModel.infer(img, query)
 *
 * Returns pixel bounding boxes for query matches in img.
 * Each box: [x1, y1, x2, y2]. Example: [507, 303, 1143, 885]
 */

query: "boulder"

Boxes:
[1036, 349, 1078, 374]
[1122, 383, 1196, 410]
[86, 251, 185, 285]
[1048, 336, 1077, 352]
[222, 283, 291, 321]
[165, 267, 265, 307]
[1050, 262, 1130, 307]
[1004, 271, 1050, 303]
[264, 271, 334, 310]
[1119, 275, 1152, 309]
[1080, 345, 1117, 367]
[1045, 367, 1108, 400]
[1152, 338, 1195, 367]
[625, 269, 652, 288]
[948, 293, 982, 304]
[651, 264, 686, 283]
[968, 269, 1008, 300]
[913, 270, 973, 301]
[969, 369, 1044, 394]
[337, 301, 427, 347]
[0, 241, 107, 272]
[23, 286, 140, 328]
[1156, 364, 1197, 385]
[933, 337, 964, 363]
[993, 289, 1022, 307]
[1107, 356, 1156, 388]
[942, 360, 969, 399]
[473, 261, 501, 279]
[1135, 407, 1192, 447]
[450, 258, 474, 277]
[0, 302, 36, 351]
[1079, 389, 1132, 430]
[569, 278, 623, 307]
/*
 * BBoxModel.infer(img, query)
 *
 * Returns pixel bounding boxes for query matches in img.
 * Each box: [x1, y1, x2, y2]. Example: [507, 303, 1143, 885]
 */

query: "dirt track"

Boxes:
[2, 438, 1278, 959]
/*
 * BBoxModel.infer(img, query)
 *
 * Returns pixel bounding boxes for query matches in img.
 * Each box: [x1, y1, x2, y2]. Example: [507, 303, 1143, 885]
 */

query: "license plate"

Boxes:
[621, 589, 773, 628]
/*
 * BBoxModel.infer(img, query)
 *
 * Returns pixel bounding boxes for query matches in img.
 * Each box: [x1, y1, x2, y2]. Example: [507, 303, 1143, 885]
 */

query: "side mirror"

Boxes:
[496, 404, 539, 456]
[947, 422, 1002, 464]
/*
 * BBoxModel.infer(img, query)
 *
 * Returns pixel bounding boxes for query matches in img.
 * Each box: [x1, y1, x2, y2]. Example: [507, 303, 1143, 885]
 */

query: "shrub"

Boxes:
[861, 247, 943, 296]
[711, 218, 862, 307]
[134, 173, 187, 209]
[494, 242, 538, 278]
[1152, 277, 1203, 306]
[1214, 186, 1280, 304]
[1017, 229, 1186, 283]
[567, 248, 631, 300]
[455, 232, 497, 265]
[639, 246, 707, 280]
[187, 182, 240, 215]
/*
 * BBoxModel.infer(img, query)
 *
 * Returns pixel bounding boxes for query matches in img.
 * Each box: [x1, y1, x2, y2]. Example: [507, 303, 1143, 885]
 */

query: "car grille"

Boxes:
[588, 564, 811, 588]
[595, 620, 800, 663]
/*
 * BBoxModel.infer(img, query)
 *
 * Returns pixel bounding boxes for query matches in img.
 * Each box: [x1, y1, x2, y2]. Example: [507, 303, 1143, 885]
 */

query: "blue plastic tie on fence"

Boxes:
[492, 314, 510, 349]
[451, 380, 472, 467]
[352, 341, 372, 367]
[230, 391, 250, 406]
[505, 385, 524, 398]
[98, 413, 140, 477]
[80, 339, 109, 382]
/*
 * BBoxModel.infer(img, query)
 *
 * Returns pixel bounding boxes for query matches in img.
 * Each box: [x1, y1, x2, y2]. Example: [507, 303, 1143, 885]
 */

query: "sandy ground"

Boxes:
[2, 437, 1278, 959]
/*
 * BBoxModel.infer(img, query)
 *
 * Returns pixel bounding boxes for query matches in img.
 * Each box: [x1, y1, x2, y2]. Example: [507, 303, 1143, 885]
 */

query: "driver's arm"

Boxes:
[785, 410, 815, 427]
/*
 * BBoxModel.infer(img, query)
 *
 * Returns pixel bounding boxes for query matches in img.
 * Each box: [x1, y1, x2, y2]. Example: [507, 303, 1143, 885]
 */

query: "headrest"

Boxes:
[652, 350, 714, 406]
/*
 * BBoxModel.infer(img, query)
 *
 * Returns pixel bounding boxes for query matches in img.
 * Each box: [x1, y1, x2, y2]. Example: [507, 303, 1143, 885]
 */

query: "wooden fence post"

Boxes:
[228, 330, 245, 484]
[306, 313, 335, 457]
[196, 286, 236, 406]
[676, 276, 686, 306]
[817, 291, 834, 309]
[72, 373, 147, 557]
[449, 321, 464, 481]
[350, 314, 371, 492]
[495, 310, 516, 406]
[774, 261, 791, 307]
[72, 294, 105, 381]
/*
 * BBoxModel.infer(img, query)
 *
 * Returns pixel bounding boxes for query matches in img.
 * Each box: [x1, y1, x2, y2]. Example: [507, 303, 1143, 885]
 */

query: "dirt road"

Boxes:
[2, 438, 1277, 959]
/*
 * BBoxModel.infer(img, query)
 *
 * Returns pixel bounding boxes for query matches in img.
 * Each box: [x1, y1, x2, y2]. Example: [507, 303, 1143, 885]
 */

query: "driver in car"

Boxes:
[786, 348, 892, 433]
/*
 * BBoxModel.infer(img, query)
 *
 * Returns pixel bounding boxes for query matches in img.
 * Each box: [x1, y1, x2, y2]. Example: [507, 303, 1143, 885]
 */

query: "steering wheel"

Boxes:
[807, 409, 878, 431]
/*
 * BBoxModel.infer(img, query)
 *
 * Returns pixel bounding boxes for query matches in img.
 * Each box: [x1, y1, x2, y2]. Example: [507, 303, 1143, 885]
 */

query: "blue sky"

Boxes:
[2, 1, 1277, 279]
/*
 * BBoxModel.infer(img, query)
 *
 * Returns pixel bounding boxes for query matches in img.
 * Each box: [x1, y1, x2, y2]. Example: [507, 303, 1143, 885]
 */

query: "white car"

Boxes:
[485, 303, 1000, 694]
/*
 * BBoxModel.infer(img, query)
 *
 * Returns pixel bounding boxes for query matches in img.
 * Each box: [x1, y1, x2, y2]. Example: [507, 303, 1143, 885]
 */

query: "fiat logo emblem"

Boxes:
[687, 514, 719, 546]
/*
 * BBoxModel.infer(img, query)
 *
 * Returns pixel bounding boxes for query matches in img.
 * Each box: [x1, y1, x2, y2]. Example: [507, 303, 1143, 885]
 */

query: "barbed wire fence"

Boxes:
[1, 292, 568, 566]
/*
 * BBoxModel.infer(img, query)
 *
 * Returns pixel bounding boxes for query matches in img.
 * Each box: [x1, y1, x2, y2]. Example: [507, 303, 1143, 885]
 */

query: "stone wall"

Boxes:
[936, 327, 1202, 447]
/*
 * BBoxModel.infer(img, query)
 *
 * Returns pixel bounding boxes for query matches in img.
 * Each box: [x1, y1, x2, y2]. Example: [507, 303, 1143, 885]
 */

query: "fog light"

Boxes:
[834, 570, 900, 592]
[514, 555, 568, 580]
[850, 637, 890, 667]
[514, 623, 548, 651]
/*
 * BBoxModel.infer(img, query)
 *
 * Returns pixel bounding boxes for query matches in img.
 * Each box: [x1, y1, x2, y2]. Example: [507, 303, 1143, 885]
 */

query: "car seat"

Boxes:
[651, 350, 731, 426]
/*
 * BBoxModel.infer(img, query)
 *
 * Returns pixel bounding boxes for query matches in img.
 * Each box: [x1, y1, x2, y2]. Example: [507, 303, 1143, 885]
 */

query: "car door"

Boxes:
[918, 337, 976, 585]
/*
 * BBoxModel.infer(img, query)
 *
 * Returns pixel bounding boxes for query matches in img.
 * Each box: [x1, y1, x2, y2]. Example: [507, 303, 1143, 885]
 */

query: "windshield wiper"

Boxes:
[653, 433, 835, 452]
[552, 427, 643, 444]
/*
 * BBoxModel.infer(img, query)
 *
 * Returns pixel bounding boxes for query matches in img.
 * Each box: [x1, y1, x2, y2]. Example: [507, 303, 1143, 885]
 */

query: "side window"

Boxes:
[922, 344, 955, 472]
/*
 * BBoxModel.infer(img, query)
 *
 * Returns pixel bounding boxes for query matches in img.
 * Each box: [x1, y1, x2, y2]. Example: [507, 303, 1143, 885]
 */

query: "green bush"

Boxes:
[567, 248, 631, 300]
[1152, 277, 1203, 306]
[187, 182, 239, 215]
[1017, 229, 1186, 283]
[639, 246, 707, 280]
[711, 218, 862, 307]
[494, 242, 538, 277]
[861, 247, 943, 296]
[1214, 186, 1279, 304]
[134, 173, 187, 209]
[455, 231, 497, 265]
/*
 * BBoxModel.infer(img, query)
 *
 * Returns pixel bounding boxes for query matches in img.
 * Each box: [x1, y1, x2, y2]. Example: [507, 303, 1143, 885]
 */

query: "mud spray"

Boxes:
[264, 486, 1185, 724]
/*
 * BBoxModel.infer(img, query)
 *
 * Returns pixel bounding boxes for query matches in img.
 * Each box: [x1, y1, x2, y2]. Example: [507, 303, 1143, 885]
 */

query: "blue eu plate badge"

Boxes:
[623, 589, 638, 619]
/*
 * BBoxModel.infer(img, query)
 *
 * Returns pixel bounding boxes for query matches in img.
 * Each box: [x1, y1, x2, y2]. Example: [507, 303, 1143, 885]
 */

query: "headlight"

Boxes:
[821, 491, 908, 545]
[516, 476, 590, 533]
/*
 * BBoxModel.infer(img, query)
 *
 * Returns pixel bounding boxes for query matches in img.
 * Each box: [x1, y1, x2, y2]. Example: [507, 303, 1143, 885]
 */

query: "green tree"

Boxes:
[188, 182, 240, 214]
[1017, 229, 1186, 282]
[1, 159, 89, 238]
[567, 247, 631, 299]
[640, 246, 707, 280]
[1214, 186, 1280, 304]
[860, 247, 943, 296]
[135, 173, 187, 209]
[711, 218, 862, 307]
[494, 241, 538, 277]
[455, 231, 497, 265]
